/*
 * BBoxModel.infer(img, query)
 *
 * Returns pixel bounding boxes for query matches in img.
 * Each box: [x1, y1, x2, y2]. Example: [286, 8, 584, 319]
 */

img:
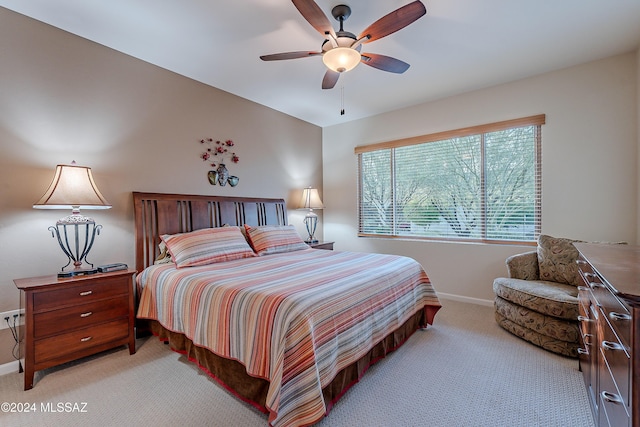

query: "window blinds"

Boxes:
[356, 115, 544, 243]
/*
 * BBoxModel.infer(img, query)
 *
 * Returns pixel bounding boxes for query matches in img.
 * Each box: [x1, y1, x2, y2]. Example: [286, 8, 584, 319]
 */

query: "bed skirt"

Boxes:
[146, 305, 439, 422]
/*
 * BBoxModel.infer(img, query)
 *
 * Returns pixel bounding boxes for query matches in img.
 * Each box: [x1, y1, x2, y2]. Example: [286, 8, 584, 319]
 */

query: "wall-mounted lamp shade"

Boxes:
[322, 47, 361, 73]
[33, 163, 111, 212]
[299, 187, 324, 210]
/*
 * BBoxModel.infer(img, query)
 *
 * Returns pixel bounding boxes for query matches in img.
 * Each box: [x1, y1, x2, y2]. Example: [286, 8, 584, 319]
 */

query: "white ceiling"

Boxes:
[2, 0, 640, 127]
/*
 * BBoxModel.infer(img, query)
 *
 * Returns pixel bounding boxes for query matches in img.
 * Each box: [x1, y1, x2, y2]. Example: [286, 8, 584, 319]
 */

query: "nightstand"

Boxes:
[14, 269, 136, 390]
[307, 241, 334, 250]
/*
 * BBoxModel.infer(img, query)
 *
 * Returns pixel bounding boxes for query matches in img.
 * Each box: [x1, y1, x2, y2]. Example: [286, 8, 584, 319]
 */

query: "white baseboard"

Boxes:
[437, 292, 494, 307]
[0, 360, 20, 376]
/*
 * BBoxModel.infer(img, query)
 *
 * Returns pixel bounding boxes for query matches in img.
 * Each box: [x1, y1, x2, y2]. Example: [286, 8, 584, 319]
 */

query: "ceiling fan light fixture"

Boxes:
[261, 0, 427, 88]
[322, 47, 360, 73]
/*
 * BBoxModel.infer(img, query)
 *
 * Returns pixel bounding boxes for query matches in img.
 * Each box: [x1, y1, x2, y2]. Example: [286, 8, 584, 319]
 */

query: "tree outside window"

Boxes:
[357, 116, 542, 243]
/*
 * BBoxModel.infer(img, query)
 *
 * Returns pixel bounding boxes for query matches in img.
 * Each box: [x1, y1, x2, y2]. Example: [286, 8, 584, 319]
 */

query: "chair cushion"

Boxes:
[537, 234, 582, 286]
[493, 277, 579, 320]
[494, 296, 579, 343]
[495, 310, 579, 358]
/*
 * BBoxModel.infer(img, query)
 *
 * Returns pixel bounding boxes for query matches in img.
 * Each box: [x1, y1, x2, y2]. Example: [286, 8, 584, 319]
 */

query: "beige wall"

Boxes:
[323, 52, 638, 304]
[0, 9, 322, 364]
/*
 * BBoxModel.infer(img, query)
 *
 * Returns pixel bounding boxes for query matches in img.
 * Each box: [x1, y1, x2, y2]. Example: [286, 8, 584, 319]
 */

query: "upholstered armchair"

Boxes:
[493, 235, 581, 357]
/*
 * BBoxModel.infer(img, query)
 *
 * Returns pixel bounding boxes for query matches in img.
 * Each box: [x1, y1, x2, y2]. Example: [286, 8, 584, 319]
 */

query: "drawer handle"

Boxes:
[80, 311, 93, 318]
[601, 391, 623, 404]
[589, 282, 604, 289]
[577, 348, 589, 355]
[576, 259, 587, 265]
[583, 272, 596, 280]
[584, 334, 593, 346]
[609, 312, 631, 322]
[577, 286, 589, 292]
[80, 336, 93, 342]
[577, 315, 592, 323]
[601, 340, 624, 351]
[79, 290, 93, 296]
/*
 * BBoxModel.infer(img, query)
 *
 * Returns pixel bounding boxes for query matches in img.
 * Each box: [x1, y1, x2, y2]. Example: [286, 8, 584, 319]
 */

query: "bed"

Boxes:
[133, 192, 441, 427]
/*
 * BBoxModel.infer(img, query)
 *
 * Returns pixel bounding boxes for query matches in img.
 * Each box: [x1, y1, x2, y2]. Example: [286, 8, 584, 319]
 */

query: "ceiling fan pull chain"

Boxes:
[340, 86, 345, 115]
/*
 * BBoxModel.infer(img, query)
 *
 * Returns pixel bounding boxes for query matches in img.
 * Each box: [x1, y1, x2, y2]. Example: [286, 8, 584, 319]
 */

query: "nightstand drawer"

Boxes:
[34, 295, 130, 338]
[34, 318, 129, 364]
[33, 276, 129, 312]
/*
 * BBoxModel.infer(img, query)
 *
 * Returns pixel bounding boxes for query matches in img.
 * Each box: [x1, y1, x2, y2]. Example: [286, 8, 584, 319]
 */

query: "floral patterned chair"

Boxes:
[493, 235, 582, 357]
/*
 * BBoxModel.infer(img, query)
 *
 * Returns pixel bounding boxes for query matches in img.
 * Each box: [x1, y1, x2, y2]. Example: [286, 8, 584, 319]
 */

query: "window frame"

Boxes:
[355, 115, 544, 245]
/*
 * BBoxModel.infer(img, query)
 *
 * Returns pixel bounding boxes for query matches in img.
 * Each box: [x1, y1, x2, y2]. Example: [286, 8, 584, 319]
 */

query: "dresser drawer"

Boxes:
[586, 276, 632, 350]
[577, 257, 596, 283]
[33, 276, 129, 312]
[34, 318, 129, 364]
[34, 294, 130, 338]
[599, 318, 630, 405]
[594, 287, 631, 347]
[577, 286, 593, 340]
[599, 356, 630, 427]
[600, 296, 631, 350]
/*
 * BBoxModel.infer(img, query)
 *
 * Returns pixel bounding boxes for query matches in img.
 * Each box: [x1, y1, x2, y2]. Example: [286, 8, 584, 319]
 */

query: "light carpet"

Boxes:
[0, 298, 594, 427]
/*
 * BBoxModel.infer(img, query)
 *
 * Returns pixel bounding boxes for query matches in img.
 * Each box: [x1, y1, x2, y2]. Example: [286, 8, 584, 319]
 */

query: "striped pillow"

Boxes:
[161, 226, 255, 268]
[244, 224, 309, 256]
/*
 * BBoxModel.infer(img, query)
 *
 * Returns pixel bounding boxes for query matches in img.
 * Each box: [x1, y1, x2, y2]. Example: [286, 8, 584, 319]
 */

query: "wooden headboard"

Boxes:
[133, 192, 287, 272]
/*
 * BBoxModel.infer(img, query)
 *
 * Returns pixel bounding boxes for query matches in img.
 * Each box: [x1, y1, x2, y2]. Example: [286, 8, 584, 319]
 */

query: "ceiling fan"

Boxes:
[260, 0, 427, 89]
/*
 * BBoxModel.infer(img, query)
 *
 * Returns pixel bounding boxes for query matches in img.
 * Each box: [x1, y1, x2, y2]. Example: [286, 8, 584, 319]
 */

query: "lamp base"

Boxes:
[57, 268, 98, 278]
[303, 211, 319, 245]
[49, 220, 102, 278]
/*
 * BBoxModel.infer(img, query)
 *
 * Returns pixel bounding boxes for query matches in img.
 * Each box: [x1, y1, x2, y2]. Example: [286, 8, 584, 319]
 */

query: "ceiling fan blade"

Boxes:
[322, 69, 340, 89]
[361, 53, 410, 74]
[260, 51, 322, 61]
[358, 0, 426, 43]
[292, 0, 336, 38]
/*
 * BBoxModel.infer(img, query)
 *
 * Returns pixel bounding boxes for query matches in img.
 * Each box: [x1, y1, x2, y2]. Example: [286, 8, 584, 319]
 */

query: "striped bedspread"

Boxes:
[137, 249, 440, 427]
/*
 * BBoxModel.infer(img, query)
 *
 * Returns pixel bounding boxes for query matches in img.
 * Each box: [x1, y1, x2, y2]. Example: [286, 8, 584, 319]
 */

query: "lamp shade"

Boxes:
[299, 187, 324, 210]
[322, 47, 361, 73]
[33, 163, 111, 210]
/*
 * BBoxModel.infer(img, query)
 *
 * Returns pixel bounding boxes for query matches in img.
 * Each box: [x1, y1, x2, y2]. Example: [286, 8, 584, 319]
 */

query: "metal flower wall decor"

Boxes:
[200, 138, 240, 187]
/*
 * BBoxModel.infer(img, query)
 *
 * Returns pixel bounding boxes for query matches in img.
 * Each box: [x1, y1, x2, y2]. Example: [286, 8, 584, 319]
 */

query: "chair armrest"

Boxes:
[506, 251, 539, 280]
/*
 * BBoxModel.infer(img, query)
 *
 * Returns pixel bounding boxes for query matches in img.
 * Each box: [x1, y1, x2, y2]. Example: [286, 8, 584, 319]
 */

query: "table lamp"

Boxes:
[33, 162, 111, 277]
[299, 187, 324, 243]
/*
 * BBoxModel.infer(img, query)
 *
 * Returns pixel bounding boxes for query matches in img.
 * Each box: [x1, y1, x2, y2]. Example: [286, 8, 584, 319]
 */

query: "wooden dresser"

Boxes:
[574, 243, 639, 427]
[14, 269, 136, 390]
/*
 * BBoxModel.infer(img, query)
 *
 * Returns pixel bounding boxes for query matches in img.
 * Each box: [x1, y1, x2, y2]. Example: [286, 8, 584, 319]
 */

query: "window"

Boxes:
[356, 115, 544, 243]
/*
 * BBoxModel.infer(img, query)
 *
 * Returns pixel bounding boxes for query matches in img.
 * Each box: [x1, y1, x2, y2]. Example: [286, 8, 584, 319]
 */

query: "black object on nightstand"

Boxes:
[307, 241, 334, 250]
